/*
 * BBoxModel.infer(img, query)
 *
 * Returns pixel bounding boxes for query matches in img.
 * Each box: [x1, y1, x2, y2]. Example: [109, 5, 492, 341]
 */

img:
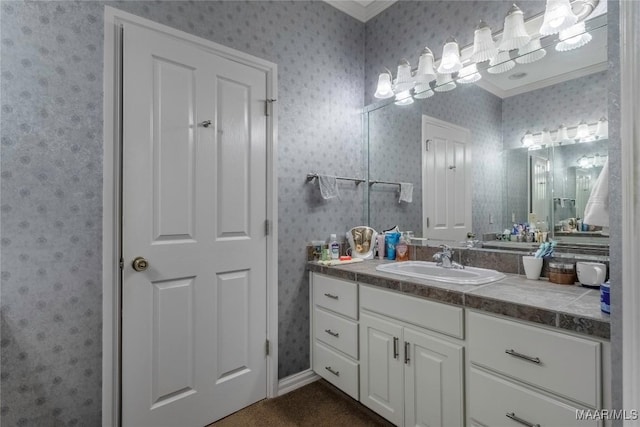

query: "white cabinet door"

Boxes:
[359, 312, 404, 426]
[404, 327, 464, 427]
[422, 116, 471, 241]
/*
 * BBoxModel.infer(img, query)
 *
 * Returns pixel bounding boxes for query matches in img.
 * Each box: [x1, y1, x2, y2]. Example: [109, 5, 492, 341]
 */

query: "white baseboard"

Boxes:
[277, 369, 320, 396]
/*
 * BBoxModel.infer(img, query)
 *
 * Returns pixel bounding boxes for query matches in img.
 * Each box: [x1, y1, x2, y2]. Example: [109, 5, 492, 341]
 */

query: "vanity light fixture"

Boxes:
[556, 21, 592, 51]
[575, 120, 590, 140]
[557, 124, 571, 142]
[595, 117, 608, 139]
[415, 48, 437, 84]
[374, 70, 394, 99]
[433, 73, 457, 92]
[539, 0, 579, 35]
[515, 38, 547, 64]
[540, 128, 554, 145]
[499, 4, 531, 51]
[437, 37, 463, 74]
[394, 90, 414, 106]
[487, 51, 516, 74]
[471, 20, 498, 63]
[457, 63, 482, 84]
[394, 59, 415, 93]
[522, 131, 534, 147]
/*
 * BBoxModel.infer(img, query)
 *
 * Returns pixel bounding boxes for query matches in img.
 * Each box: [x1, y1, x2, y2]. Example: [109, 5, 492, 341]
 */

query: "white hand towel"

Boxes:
[399, 182, 413, 203]
[318, 174, 340, 200]
[583, 160, 609, 227]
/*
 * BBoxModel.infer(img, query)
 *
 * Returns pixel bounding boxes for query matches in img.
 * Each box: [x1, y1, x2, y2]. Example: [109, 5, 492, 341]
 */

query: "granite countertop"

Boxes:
[308, 259, 610, 340]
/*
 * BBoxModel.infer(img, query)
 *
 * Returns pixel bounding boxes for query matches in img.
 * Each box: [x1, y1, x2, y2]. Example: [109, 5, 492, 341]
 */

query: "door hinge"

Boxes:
[265, 339, 270, 356]
[119, 258, 124, 269]
[265, 98, 277, 117]
[264, 219, 270, 236]
[427, 217, 430, 228]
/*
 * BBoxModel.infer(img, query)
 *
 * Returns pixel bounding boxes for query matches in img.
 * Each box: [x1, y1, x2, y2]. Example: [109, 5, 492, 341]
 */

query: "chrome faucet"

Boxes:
[432, 245, 464, 269]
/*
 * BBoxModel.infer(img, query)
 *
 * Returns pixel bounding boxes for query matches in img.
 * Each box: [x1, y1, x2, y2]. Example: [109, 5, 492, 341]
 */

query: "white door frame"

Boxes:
[101, 7, 279, 426]
[620, 0, 640, 419]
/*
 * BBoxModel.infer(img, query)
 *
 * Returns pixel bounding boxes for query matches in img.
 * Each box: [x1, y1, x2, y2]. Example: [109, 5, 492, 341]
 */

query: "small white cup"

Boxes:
[522, 256, 543, 280]
[576, 262, 607, 286]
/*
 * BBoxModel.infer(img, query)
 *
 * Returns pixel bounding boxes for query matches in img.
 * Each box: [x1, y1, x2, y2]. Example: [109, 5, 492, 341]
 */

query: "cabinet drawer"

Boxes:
[470, 367, 599, 427]
[314, 307, 358, 359]
[359, 284, 464, 339]
[313, 341, 359, 400]
[313, 274, 358, 319]
[468, 311, 601, 407]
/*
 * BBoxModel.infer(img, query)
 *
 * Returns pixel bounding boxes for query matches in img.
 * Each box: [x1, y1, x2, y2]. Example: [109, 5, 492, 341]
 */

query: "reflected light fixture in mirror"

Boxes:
[521, 118, 609, 148]
[522, 131, 534, 147]
[487, 51, 516, 74]
[457, 63, 482, 84]
[539, 0, 579, 35]
[414, 83, 435, 99]
[515, 38, 547, 64]
[595, 117, 608, 139]
[499, 4, 531, 51]
[434, 73, 456, 92]
[394, 90, 414, 106]
[575, 120, 590, 139]
[556, 21, 593, 51]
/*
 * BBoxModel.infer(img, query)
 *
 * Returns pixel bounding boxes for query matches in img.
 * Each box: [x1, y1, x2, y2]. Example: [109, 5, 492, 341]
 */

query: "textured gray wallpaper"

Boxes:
[1, 1, 364, 425]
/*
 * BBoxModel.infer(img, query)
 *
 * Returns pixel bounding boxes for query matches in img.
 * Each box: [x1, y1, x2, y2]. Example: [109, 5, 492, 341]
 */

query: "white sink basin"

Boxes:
[376, 261, 505, 285]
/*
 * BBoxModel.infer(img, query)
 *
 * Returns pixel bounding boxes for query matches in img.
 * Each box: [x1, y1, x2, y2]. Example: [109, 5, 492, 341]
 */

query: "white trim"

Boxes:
[102, 6, 279, 426]
[620, 0, 640, 422]
[323, 0, 396, 22]
[277, 369, 320, 396]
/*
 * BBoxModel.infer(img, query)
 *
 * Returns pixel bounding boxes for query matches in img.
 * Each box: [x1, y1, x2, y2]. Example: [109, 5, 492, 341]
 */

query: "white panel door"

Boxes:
[422, 116, 471, 241]
[121, 23, 267, 427]
[530, 154, 549, 224]
[359, 313, 404, 426]
[403, 327, 464, 427]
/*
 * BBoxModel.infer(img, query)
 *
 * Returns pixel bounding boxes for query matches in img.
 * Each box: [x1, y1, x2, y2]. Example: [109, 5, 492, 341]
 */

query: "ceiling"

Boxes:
[324, 0, 608, 99]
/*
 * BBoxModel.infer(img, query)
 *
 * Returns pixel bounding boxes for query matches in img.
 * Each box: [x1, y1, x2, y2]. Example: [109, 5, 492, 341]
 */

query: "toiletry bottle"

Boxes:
[396, 232, 409, 261]
[377, 234, 385, 259]
[329, 234, 340, 260]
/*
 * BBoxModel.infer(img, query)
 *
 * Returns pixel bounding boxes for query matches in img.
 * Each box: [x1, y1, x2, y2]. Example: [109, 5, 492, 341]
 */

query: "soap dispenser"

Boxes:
[329, 234, 340, 260]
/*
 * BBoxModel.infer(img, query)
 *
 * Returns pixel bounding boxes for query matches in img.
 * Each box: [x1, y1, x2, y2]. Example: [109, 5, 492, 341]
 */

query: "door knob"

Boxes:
[132, 257, 149, 272]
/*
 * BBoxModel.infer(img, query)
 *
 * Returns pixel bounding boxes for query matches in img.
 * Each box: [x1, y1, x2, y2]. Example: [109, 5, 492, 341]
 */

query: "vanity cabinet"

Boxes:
[468, 311, 604, 427]
[310, 273, 360, 400]
[359, 285, 464, 427]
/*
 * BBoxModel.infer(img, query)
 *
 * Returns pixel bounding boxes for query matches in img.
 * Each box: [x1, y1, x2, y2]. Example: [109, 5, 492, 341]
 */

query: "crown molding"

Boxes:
[323, 0, 397, 22]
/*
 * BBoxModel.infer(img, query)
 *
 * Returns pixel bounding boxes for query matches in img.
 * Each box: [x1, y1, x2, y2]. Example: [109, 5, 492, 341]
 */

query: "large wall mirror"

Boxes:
[365, 8, 609, 248]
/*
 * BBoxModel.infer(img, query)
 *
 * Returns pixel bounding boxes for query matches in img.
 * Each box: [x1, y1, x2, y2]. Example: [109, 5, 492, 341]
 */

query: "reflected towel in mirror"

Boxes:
[399, 182, 413, 203]
[583, 159, 609, 227]
[318, 174, 340, 200]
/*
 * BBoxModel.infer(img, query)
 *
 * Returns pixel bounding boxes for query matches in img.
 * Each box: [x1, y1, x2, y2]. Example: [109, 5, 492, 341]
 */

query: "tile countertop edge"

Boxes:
[307, 261, 610, 340]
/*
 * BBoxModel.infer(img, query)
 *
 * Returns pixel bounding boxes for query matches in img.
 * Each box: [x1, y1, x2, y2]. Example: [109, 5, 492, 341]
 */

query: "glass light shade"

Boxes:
[457, 63, 482, 84]
[540, 0, 578, 35]
[522, 131, 534, 147]
[515, 38, 547, 64]
[595, 117, 608, 139]
[498, 4, 531, 51]
[575, 121, 590, 139]
[394, 59, 414, 93]
[437, 37, 463, 74]
[414, 83, 435, 99]
[577, 155, 590, 169]
[374, 72, 394, 99]
[557, 124, 570, 142]
[415, 48, 437, 84]
[487, 51, 515, 74]
[434, 73, 457, 92]
[540, 128, 553, 146]
[556, 22, 592, 51]
[471, 21, 498, 63]
[394, 90, 414, 106]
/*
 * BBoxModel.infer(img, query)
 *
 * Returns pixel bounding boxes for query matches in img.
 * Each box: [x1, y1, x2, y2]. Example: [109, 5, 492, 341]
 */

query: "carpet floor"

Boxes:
[209, 380, 395, 426]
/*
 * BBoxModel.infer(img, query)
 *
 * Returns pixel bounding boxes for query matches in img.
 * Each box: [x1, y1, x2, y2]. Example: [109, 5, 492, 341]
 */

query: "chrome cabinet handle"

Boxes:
[404, 342, 410, 364]
[323, 293, 339, 300]
[325, 366, 339, 377]
[393, 337, 399, 359]
[505, 349, 541, 364]
[506, 412, 540, 427]
[324, 329, 339, 338]
[199, 120, 212, 128]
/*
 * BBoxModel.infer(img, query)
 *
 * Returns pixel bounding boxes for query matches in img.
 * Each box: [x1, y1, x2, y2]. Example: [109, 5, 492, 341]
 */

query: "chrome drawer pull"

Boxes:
[505, 349, 541, 364]
[324, 293, 339, 300]
[393, 337, 399, 359]
[325, 366, 340, 377]
[404, 342, 410, 364]
[325, 329, 339, 338]
[506, 412, 540, 427]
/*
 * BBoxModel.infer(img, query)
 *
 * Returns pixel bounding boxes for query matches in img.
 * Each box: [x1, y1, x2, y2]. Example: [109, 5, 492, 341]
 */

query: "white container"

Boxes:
[522, 256, 543, 280]
[329, 234, 340, 259]
[576, 262, 607, 287]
